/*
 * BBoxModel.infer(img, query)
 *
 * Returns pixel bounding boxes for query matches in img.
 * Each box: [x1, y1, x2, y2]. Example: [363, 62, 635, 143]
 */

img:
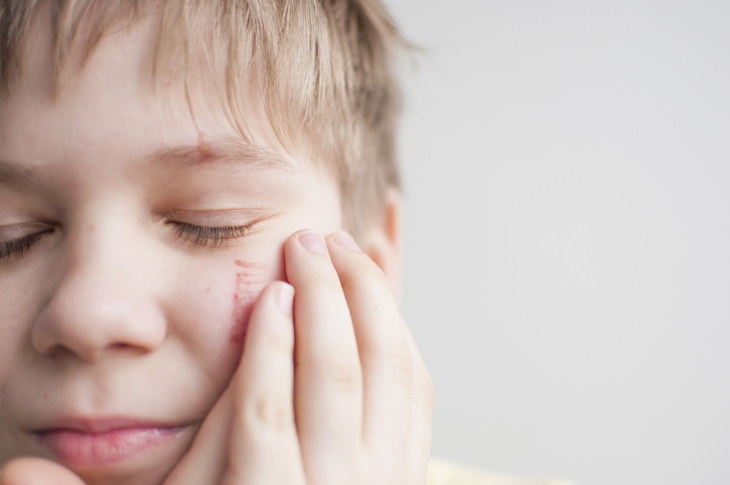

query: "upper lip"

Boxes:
[33, 416, 188, 434]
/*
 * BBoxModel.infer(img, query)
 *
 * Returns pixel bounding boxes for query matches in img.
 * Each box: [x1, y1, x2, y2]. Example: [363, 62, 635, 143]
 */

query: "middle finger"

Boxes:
[285, 230, 363, 483]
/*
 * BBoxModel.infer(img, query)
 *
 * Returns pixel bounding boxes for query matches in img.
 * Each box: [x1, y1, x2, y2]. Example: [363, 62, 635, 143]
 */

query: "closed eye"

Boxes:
[166, 221, 254, 248]
[0, 228, 56, 261]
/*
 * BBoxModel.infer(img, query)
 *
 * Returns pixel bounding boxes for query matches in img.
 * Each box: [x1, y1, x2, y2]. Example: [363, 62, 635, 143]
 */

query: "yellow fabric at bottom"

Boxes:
[427, 459, 576, 485]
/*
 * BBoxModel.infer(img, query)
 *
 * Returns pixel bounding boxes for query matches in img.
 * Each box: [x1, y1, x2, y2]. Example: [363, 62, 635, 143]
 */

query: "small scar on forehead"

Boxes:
[196, 131, 214, 162]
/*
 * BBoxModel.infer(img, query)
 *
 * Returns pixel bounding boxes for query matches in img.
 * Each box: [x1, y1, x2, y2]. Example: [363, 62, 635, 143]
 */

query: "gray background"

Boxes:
[390, 1, 730, 484]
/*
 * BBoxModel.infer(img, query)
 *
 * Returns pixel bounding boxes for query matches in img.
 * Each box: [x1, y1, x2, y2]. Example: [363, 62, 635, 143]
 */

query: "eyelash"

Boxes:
[167, 221, 254, 247]
[0, 229, 55, 261]
[0, 221, 252, 261]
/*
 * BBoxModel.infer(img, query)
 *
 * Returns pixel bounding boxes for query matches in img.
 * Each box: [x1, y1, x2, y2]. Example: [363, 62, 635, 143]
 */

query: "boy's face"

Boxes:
[0, 17, 343, 483]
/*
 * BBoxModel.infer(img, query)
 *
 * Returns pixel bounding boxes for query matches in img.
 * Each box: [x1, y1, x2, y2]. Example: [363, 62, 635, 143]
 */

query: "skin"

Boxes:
[0, 11, 433, 485]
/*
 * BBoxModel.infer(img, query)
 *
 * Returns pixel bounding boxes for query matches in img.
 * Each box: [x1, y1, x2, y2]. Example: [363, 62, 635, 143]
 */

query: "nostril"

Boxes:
[44, 343, 100, 363]
[109, 342, 134, 352]
[46, 345, 73, 360]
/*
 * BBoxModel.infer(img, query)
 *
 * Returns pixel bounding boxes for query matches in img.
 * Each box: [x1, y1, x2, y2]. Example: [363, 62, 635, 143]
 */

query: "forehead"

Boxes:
[1, 11, 301, 176]
[10, 4, 155, 99]
[0, 18, 340, 221]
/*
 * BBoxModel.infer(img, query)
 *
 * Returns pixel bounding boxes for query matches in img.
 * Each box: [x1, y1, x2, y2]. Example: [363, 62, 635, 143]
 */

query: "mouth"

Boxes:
[33, 417, 192, 469]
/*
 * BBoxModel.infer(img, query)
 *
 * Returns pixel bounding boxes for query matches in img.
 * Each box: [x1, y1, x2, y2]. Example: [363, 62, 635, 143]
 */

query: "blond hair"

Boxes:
[0, 0, 406, 232]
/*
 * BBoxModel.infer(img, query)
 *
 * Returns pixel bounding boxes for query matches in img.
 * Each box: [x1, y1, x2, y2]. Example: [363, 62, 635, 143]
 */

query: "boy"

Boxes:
[0, 1, 569, 484]
[0, 1, 430, 483]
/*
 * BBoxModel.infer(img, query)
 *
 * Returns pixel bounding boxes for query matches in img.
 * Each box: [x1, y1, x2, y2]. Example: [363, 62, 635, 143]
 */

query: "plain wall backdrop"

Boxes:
[388, 1, 730, 485]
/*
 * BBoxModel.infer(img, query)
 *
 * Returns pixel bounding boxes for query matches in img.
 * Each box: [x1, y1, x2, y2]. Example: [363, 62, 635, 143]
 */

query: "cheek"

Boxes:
[0, 272, 40, 382]
[230, 259, 271, 345]
[171, 255, 283, 373]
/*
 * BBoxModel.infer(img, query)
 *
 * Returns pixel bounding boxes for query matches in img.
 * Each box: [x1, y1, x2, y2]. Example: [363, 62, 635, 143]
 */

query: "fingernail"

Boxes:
[297, 231, 327, 254]
[275, 282, 294, 315]
[332, 231, 360, 250]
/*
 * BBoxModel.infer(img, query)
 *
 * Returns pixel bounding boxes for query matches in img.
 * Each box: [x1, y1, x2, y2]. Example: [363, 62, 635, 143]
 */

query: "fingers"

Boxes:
[326, 231, 433, 481]
[226, 281, 305, 485]
[168, 229, 432, 485]
[0, 457, 85, 485]
[285, 229, 433, 484]
[285, 231, 364, 483]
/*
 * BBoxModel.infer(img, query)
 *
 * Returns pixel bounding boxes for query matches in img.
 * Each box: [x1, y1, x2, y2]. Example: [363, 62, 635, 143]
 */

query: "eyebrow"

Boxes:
[0, 159, 37, 188]
[0, 137, 294, 187]
[147, 137, 294, 173]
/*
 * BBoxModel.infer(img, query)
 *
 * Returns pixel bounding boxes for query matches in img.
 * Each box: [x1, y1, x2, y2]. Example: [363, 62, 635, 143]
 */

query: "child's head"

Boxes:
[0, 1, 405, 483]
[1, 0, 404, 233]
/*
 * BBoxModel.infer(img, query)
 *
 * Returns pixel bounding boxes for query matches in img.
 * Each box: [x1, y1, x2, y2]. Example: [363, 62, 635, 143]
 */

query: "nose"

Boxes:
[32, 222, 167, 362]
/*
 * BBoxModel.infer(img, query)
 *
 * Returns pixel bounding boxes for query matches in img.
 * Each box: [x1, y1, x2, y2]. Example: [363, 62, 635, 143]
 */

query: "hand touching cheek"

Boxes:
[218, 230, 433, 485]
[1, 230, 434, 485]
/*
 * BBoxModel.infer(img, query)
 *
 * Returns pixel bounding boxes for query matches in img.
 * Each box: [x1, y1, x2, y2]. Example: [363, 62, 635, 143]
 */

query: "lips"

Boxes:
[34, 417, 191, 468]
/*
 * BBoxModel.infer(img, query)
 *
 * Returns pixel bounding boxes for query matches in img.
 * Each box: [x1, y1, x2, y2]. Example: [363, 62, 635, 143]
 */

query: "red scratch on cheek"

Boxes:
[235, 259, 265, 269]
[231, 275, 255, 345]
[230, 260, 267, 345]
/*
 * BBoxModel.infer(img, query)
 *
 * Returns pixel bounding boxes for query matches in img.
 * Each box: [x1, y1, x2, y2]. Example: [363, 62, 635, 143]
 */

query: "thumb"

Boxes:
[1, 457, 85, 485]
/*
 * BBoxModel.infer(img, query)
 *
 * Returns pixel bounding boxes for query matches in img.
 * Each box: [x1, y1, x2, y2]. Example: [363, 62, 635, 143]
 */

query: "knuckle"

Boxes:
[252, 396, 294, 431]
[261, 323, 294, 353]
[324, 354, 362, 392]
[340, 264, 386, 292]
[303, 271, 340, 289]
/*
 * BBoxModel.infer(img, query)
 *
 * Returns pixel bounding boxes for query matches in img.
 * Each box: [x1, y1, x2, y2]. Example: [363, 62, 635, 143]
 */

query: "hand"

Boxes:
[1, 230, 434, 485]
[171, 230, 434, 484]
[0, 457, 85, 485]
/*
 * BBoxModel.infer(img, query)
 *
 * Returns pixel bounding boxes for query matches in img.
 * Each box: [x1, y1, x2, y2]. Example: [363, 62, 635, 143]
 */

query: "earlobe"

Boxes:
[361, 188, 402, 297]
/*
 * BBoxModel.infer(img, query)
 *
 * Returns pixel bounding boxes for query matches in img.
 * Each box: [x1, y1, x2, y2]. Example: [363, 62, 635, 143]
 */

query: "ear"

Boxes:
[360, 188, 402, 298]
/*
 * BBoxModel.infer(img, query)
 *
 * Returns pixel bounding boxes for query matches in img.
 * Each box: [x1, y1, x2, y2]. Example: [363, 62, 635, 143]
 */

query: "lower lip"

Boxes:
[36, 426, 187, 467]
